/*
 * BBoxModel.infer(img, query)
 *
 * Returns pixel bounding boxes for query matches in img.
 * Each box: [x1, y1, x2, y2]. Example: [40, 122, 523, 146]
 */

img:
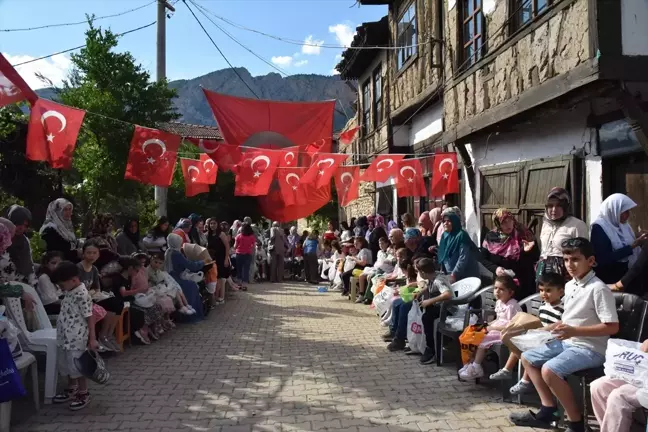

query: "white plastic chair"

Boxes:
[20, 284, 53, 331]
[4, 282, 58, 405]
[0, 352, 39, 432]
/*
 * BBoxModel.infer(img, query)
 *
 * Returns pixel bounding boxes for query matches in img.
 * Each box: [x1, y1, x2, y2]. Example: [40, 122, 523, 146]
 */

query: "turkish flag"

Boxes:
[0, 53, 37, 107]
[200, 154, 218, 184]
[277, 167, 307, 206]
[125, 126, 181, 187]
[339, 126, 359, 145]
[203, 89, 335, 153]
[300, 153, 348, 189]
[360, 154, 406, 183]
[395, 159, 427, 197]
[26, 99, 86, 169]
[278, 146, 301, 168]
[430, 153, 459, 196]
[234, 149, 280, 196]
[180, 158, 210, 197]
[334, 165, 360, 206]
[185, 138, 241, 172]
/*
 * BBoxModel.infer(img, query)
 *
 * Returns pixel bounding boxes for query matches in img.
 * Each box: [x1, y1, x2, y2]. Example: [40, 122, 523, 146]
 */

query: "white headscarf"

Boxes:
[164, 233, 184, 273]
[592, 193, 639, 265]
[39, 198, 77, 245]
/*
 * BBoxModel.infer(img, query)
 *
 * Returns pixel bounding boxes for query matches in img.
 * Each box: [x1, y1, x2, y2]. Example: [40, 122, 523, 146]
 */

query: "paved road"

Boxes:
[15, 281, 537, 432]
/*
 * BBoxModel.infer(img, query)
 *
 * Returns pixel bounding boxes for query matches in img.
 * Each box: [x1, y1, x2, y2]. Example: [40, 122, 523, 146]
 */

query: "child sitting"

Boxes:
[132, 253, 169, 337]
[490, 272, 565, 395]
[510, 238, 619, 432]
[255, 242, 267, 281]
[459, 274, 522, 380]
[51, 261, 98, 410]
[37, 251, 63, 314]
[148, 252, 195, 316]
[357, 236, 394, 304]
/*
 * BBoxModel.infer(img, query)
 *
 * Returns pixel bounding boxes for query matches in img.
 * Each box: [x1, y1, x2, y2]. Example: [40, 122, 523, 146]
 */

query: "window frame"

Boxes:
[510, 0, 553, 33]
[361, 80, 371, 136]
[460, 0, 485, 68]
[372, 65, 383, 128]
[396, 1, 418, 71]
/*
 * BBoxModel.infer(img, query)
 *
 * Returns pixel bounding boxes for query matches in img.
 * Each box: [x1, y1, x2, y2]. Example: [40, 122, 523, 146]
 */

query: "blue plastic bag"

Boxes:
[0, 338, 26, 402]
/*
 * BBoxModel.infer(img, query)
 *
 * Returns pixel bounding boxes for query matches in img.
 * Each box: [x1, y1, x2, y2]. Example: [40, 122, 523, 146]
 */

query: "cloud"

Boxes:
[271, 56, 293, 67]
[294, 60, 308, 67]
[2, 53, 71, 89]
[328, 23, 355, 48]
[301, 35, 324, 55]
[331, 68, 340, 75]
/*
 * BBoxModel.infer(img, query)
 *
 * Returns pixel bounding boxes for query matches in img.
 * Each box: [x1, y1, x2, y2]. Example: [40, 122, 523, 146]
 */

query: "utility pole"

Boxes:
[155, 0, 175, 217]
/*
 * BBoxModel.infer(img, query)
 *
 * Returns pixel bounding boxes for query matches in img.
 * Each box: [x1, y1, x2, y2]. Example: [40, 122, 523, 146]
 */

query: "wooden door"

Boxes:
[604, 152, 648, 232]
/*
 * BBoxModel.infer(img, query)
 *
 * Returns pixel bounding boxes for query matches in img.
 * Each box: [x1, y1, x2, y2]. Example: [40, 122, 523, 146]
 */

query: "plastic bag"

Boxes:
[604, 339, 648, 387]
[0, 338, 26, 402]
[373, 286, 395, 318]
[459, 325, 487, 365]
[0, 307, 21, 358]
[445, 313, 477, 332]
[510, 330, 555, 352]
[343, 256, 356, 273]
[407, 301, 426, 354]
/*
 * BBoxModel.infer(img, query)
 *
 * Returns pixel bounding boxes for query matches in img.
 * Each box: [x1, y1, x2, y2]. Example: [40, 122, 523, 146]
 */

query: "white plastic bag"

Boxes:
[604, 339, 648, 387]
[407, 301, 426, 354]
[373, 286, 395, 318]
[445, 313, 477, 332]
[343, 256, 356, 272]
[510, 330, 555, 352]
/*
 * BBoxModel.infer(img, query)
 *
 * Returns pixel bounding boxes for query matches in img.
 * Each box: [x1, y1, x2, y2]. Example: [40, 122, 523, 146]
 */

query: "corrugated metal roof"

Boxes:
[159, 121, 224, 140]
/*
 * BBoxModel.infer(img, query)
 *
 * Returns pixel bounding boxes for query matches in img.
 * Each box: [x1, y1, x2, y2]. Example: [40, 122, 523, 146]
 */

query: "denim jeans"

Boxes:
[390, 298, 413, 340]
[236, 253, 253, 283]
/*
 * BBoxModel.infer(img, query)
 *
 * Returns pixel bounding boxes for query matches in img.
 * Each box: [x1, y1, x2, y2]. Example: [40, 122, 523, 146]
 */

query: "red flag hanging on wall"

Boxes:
[334, 165, 360, 206]
[0, 53, 37, 107]
[234, 149, 280, 196]
[277, 167, 307, 206]
[180, 158, 210, 197]
[339, 126, 359, 145]
[125, 126, 181, 187]
[360, 154, 405, 183]
[395, 159, 427, 197]
[430, 153, 459, 196]
[300, 153, 348, 189]
[199, 154, 218, 184]
[26, 99, 86, 169]
[203, 89, 335, 153]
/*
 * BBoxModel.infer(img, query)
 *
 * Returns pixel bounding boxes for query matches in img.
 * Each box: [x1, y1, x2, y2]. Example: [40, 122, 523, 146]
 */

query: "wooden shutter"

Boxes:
[479, 164, 522, 232]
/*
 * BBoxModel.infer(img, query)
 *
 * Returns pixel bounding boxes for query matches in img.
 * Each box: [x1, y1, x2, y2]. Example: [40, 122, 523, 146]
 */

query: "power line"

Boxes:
[0, 1, 157, 32]
[182, 0, 259, 99]
[10, 22, 157, 67]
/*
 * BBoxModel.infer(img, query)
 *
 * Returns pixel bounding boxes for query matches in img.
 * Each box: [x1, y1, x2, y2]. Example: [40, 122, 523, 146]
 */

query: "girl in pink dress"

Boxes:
[459, 274, 522, 380]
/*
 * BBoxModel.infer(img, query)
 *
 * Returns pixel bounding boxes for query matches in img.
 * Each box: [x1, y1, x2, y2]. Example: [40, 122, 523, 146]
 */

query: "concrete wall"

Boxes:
[409, 102, 444, 146]
[621, 0, 648, 56]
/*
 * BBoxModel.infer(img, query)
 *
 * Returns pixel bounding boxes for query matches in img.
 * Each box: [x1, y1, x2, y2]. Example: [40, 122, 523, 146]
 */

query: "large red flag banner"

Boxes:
[334, 165, 360, 206]
[259, 184, 331, 223]
[277, 167, 307, 206]
[300, 153, 348, 189]
[180, 158, 210, 197]
[360, 154, 406, 183]
[0, 53, 37, 107]
[185, 138, 242, 172]
[234, 149, 280, 196]
[125, 126, 181, 187]
[26, 99, 86, 169]
[430, 153, 459, 196]
[395, 159, 427, 197]
[203, 89, 335, 153]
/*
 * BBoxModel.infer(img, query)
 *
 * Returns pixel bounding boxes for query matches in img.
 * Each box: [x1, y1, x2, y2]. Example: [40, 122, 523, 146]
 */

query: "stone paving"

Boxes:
[14, 281, 544, 432]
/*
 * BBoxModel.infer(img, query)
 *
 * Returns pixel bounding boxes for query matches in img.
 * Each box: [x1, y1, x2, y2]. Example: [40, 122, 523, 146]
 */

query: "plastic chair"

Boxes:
[4, 282, 58, 404]
[115, 302, 131, 352]
[511, 293, 543, 404]
[0, 352, 39, 432]
[349, 277, 358, 301]
[20, 284, 54, 331]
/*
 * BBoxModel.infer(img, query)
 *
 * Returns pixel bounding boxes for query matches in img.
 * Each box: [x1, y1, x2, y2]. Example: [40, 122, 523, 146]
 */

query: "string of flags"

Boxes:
[0, 53, 459, 221]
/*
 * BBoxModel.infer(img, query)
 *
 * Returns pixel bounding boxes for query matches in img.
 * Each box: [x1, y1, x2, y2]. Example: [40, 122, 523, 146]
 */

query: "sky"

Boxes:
[0, 0, 388, 90]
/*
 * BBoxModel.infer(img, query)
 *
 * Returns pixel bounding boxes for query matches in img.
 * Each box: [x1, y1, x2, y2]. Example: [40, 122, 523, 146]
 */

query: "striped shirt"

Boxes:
[538, 301, 564, 326]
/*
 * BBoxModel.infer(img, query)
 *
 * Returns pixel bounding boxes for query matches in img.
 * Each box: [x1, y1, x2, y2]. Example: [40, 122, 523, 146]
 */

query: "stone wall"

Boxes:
[443, 0, 591, 129]
[340, 181, 376, 223]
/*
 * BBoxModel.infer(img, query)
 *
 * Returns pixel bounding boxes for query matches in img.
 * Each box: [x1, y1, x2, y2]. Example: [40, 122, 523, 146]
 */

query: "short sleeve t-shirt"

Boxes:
[235, 234, 256, 255]
[357, 248, 373, 265]
[538, 301, 564, 326]
[77, 263, 100, 292]
[56, 284, 93, 351]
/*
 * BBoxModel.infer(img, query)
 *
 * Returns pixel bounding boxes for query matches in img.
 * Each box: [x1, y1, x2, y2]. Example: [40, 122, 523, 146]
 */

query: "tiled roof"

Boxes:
[159, 121, 224, 140]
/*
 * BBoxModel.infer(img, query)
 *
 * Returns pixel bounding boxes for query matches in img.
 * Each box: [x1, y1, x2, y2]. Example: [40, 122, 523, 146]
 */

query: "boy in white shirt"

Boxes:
[510, 238, 618, 432]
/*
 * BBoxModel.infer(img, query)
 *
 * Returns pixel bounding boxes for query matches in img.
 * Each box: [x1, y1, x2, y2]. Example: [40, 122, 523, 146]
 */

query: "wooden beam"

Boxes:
[617, 83, 648, 156]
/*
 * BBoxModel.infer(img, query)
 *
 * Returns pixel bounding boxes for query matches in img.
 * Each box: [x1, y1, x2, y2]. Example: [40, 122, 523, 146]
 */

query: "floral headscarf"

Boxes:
[545, 187, 571, 224]
[39, 198, 77, 245]
[482, 208, 531, 261]
[387, 220, 398, 233]
[0, 223, 12, 254]
[404, 227, 421, 241]
[374, 215, 385, 229]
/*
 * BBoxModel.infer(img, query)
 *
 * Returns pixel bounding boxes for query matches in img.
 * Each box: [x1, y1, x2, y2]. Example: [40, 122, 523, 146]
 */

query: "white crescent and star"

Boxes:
[376, 158, 393, 173]
[199, 139, 219, 154]
[142, 138, 167, 164]
[203, 158, 215, 173]
[438, 157, 455, 180]
[187, 165, 200, 182]
[251, 155, 271, 178]
[285, 173, 300, 190]
[340, 172, 354, 192]
[400, 165, 417, 183]
[316, 158, 335, 175]
[41, 110, 67, 143]
[284, 152, 295, 165]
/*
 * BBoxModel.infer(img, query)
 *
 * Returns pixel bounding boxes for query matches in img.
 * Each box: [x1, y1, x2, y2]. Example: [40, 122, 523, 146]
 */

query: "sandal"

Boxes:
[509, 410, 555, 429]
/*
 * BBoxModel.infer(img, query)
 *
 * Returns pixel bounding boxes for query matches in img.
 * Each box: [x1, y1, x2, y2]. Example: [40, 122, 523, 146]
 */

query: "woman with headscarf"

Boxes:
[537, 187, 588, 279]
[340, 221, 353, 243]
[165, 233, 205, 321]
[87, 213, 118, 253]
[0, 223, 36, 309]
[387, 219, 398, 234]
[142, 216, 170, 253]
[188, 213, 208, 246]
[116, 218, 144, 255]
[368, 215, 388, 263]
[173, 218, 192, 244]
[591, 193, 647, 284]
[230, 220, 242, 238]
[480, 208, 539, 299]
[6, 205, 37, 286]
[269, 222, 288, 283]
[40, 198, 80, 262]
[438, 207, 480, 283]
[207, 219, 230, 304]
[355, 216, 368, 238]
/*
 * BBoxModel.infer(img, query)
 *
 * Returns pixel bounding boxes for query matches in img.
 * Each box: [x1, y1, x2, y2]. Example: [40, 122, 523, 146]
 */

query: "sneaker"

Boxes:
[134, 330, 151, 345]
[387, 339, 406, 352]
[403, 346, 416, 355]
[100, 336, 117, 352]
[179, 306, 191, 315]
[53, 387, 77, 404]
[107, 336, 121, 351]
[363, 298, 372, 305]
[355, 296, 364, 304]
[382, 331, 394, 342]
[419, 348, 436, 365]
[69, 392, 90, 411]
[148, 329, 160, 341]
[509, 379, 534, 395]
[96, 342, 109, 353]
[490, 368, 513, 381]
[459, 363, 484, 380]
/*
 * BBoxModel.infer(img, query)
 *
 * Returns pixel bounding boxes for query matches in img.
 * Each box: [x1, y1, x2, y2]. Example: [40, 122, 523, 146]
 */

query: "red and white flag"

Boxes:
[430, 153, 459, 196]
[277, 167, 307, 206]
[0, 53, 37, 107]
[278, 146, 301, 168]
[334, 165, 360, 206]
[180, 158, 210, 197]
[234, 149, 280, 196]
[26, 99, 86, 169]
[395, 159, 427, 197]
[300, 153, 348, 189]
[125, 126, 181, 187]
[185, 138, 242, 172]
[360, 154, 405, 183]
[339, 126, 359, 145]
[200, 153, 218, 184]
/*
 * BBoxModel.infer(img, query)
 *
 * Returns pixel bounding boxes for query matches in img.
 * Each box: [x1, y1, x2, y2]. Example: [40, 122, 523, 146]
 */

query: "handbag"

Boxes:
[501, 312, 543, 356]
[459, 325, 488, 365]
[0, 338, 27, 402]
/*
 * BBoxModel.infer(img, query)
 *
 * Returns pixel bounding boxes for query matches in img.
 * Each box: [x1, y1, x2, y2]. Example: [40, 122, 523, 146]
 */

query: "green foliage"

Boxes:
[29, 234, 46, 263]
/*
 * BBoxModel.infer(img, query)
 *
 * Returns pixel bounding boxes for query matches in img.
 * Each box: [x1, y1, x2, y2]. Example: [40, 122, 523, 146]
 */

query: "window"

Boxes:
[372, 67, 383, 127]
[511, 0, 552, 31]
[461, 0, 485, 67]
[396, 3, 417, 70]
[361, 81, 371, 135]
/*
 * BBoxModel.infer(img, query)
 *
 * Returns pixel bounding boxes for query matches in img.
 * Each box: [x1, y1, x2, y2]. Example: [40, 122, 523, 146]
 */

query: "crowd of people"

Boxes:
[0, 187, 647, 430]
